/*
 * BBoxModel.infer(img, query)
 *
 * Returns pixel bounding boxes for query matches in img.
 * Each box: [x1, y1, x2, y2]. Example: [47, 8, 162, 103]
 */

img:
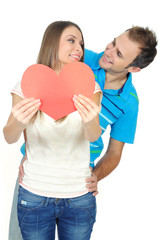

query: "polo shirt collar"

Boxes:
[104, 73, 133, 101]
[118, 73, 133, 101]
[91, 52, 104, 70]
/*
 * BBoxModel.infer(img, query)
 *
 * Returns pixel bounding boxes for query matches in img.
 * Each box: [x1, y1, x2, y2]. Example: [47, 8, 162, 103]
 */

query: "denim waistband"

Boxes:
[18, 185, 93, 206]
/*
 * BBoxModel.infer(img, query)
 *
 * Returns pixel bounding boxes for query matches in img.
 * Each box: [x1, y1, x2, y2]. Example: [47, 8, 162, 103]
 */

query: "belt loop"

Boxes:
[44, 197, 49, 207]
[64, 199, 69, 207]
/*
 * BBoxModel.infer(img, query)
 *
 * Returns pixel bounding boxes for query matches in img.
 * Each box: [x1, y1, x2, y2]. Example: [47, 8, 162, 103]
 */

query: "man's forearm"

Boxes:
[93, 153, 121, 181]
[93, 138, 124, 181]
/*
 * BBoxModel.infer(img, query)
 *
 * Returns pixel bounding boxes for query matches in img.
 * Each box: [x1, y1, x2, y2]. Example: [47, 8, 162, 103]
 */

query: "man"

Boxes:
[86, 26, 157, 194]
[9, 26, 157, 239]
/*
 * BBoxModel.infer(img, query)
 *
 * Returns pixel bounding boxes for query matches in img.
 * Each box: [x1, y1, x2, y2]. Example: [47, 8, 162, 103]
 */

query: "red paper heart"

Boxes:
[21, 62, 95, 120]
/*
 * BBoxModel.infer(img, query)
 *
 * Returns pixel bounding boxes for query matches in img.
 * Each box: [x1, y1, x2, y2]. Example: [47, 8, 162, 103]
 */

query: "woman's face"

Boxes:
[57, 26, 84, 70]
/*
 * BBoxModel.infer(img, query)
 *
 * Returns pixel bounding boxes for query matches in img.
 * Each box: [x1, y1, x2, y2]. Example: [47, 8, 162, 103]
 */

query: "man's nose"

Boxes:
[105, 47, 114, 58]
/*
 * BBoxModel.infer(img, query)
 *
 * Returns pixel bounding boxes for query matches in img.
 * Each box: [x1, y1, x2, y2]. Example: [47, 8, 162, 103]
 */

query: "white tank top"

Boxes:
[12, 81, 101, 198]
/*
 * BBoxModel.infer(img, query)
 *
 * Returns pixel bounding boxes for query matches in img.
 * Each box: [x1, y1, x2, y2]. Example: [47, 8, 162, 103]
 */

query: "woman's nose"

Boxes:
[75, 43, 83, 52]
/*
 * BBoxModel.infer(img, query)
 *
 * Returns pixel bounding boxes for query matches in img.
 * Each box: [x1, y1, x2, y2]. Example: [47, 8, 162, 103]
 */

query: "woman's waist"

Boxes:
[18, 185, 94, 201]
[22, 156, 91, 198]
[23, 157, 90, 173]
[21, 169, 91, 198]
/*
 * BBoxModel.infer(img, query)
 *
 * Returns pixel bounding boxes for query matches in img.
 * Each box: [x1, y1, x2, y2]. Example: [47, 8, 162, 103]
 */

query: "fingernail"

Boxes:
[36, 101, 41, 106]
[73, 95, 78, 102]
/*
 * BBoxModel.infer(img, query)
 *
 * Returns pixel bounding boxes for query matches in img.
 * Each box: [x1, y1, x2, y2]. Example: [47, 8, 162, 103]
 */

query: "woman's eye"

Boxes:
[68, 39, 74, 43]
[80, 43, 84, 48]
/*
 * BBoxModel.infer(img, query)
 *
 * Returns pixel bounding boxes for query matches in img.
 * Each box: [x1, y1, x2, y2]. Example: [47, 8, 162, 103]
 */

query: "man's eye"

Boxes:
[117, 51, 122, 58]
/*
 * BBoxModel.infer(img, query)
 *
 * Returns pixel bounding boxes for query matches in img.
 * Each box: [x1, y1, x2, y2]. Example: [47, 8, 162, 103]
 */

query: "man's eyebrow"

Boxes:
[114, 38, 124, 59]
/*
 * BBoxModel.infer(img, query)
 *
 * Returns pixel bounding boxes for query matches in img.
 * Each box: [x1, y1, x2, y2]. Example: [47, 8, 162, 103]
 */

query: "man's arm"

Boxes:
[86, 137, 124, 195]
[94, 137, 124, 181]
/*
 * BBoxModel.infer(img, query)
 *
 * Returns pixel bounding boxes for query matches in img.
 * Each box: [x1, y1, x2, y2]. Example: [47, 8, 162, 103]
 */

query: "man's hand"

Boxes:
[86, 171, 98, 196]
[18, 155, 27, 183]
[86, 138, 124, 196]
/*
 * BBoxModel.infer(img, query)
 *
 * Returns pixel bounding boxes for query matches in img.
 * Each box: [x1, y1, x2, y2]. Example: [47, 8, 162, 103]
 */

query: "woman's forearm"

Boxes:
[83, 117, 102, 142]
[3, 118, 25, 144]
[3, 94, 40, 144]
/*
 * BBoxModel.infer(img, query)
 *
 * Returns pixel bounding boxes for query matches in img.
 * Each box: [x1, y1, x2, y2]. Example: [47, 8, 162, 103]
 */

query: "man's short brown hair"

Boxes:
[126, 26, 157, 69]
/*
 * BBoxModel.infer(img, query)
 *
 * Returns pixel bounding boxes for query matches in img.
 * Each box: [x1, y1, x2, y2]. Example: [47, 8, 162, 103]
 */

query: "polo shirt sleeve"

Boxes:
[110, 105, 139, 144]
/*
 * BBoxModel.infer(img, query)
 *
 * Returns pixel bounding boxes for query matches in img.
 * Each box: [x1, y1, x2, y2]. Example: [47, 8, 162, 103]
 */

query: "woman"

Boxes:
[3, 21, 102, 240]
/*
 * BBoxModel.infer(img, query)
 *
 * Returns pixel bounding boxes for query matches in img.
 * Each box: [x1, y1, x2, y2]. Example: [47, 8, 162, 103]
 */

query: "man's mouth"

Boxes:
[103, 55, 113, 64]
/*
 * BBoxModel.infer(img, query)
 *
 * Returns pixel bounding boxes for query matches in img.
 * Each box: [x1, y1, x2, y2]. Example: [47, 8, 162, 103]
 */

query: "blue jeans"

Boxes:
[9, 178, 23, 240]
[17, 186, 96, 240]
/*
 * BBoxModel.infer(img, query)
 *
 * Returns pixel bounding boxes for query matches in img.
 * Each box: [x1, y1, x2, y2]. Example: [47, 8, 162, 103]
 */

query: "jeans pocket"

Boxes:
[17, 187, 45, 211]
[69, 193, 97, 225]
[69, 192, 96, 209]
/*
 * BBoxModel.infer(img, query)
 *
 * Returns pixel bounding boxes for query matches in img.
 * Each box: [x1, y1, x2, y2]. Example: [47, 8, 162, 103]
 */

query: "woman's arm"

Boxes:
[73, 91, 102, 142]
[3, 94, 41, 144]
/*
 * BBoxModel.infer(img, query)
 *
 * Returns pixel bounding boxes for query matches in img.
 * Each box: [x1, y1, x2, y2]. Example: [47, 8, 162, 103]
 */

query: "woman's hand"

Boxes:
[73, 94, 100, 124]
[12, 98, 41, 128]
[73, 93, 102, 142]
[3, 95, 41, 144]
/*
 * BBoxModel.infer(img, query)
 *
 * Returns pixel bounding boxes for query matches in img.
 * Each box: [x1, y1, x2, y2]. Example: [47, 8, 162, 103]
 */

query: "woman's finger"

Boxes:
[12, 99, 41, 125]
[78, 94, 100, 112]
[12, 99, 40, 116]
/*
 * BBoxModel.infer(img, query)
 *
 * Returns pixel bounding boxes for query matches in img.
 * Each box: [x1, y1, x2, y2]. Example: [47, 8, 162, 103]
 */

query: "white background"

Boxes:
[0, 0, 162, 239]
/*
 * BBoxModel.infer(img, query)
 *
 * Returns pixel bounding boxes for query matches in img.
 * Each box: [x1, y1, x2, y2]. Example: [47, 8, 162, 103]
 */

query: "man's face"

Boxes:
[99, 32, 141, 74]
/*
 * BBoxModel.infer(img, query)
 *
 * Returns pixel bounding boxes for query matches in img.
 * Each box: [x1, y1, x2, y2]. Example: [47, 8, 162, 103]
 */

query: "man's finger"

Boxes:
[92, 191, 98, 196]
[86, 176, 96, 183]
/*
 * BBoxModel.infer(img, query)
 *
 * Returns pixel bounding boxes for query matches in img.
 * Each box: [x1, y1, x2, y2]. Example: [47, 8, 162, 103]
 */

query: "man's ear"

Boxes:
[127, 66, 141, 73]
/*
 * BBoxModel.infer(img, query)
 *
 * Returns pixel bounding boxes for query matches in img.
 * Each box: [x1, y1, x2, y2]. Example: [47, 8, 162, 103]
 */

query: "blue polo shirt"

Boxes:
[20, 49, 139, 168]
[84, 49, 139, 167]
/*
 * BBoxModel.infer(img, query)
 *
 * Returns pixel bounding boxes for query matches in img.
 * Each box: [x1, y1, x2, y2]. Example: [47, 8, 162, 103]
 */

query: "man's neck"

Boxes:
[104, 71, 128, 90]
